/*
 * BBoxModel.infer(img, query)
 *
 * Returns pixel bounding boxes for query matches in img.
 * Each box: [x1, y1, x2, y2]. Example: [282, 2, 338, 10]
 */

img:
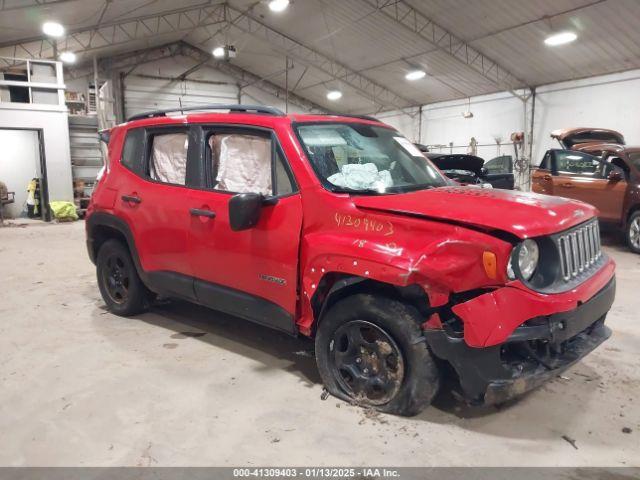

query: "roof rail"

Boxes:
[326, 113, 381, 122]
[127, 104, 285, 122]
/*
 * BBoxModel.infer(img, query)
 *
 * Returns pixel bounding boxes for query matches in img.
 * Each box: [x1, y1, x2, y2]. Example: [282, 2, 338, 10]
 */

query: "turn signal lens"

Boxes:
[483, 251, 497, 279]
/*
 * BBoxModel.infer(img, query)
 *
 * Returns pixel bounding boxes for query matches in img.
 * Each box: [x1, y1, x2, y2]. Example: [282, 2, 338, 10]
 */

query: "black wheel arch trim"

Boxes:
[86, 212, 148, 281]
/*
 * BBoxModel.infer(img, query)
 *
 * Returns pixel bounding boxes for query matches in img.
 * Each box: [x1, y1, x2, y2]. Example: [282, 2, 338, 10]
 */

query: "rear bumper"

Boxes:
[424, 277, 615, 404]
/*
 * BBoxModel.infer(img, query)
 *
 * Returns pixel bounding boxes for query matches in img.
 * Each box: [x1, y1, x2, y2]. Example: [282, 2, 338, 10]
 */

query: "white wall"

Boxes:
[375, 107, 421, 142]
[0, 105, 73, 206]
[419, 91, 528, 160]
[375, 68, 640, 171]
[0, 129, 40, 218]
[532, 69, 640, 163]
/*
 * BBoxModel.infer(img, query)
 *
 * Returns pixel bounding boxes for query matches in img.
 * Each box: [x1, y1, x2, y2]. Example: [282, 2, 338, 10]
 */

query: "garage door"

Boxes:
[124, 75, 238, 119]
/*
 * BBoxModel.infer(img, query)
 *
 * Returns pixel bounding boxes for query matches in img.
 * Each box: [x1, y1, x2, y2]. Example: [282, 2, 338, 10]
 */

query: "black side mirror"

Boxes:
[229, 193, 263, 231]
[608, 170, 622, 182]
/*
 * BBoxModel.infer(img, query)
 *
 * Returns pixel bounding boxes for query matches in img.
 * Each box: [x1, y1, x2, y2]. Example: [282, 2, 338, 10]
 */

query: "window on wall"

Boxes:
[207, 131, 296, 196]
[149, 132, 189, 185]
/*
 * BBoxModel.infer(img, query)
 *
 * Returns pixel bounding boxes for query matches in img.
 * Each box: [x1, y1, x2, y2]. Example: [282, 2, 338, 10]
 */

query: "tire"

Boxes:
[315, 294, 441, 416]
[96, 239, 151, 316]
[626, 211, 640, 254]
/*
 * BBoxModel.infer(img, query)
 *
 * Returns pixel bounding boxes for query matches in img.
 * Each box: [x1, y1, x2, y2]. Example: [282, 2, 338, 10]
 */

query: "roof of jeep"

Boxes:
[120, 106, 388, 130]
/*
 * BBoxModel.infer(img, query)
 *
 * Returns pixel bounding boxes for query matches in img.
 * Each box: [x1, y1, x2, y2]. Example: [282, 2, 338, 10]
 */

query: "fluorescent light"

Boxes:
[59, 51, 76, 64]
[268, 0, 290, 12]
[405, 69, 426, 81]
[326, 90, 342, 101]
[42, 21, 65, 37]
[212, 46, 225, 58]
[544, 31, 577, 46]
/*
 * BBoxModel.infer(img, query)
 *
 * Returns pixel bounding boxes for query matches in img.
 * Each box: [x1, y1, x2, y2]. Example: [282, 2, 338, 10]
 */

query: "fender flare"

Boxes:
[86, 212, 148, 283]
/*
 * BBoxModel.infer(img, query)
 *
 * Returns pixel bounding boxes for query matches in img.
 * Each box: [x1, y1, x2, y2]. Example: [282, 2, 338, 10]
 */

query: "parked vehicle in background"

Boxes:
[532, 128, 640, 253]
[426, 153, 515, 190]
[86, 106, 615, 415]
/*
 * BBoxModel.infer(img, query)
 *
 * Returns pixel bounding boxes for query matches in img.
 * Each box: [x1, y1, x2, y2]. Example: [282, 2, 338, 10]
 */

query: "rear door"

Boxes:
[187, 125, 303, 333]
[113, 125, 196, 299]
[550, 149, 626, 222]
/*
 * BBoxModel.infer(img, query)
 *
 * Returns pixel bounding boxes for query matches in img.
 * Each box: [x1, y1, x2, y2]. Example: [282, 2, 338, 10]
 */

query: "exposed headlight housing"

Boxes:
[507, 239, 539, 281]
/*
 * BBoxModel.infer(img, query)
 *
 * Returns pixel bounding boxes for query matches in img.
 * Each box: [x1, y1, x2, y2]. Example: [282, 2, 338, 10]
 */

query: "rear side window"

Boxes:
[121, 128, 145, 174]
[149, 133, 189, 185]
[629, 152, 640, 171]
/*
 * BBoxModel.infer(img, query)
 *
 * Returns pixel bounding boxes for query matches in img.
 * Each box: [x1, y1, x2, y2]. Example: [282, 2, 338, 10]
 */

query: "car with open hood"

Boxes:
[533, 127, 640, 253]
[424, 152, 515, 189]
[86, 106, 615, 416]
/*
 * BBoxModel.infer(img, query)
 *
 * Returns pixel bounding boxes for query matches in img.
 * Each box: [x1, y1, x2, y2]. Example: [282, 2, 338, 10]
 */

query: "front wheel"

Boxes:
[626, 211, 640, 254]
[315, 294, 441, 416]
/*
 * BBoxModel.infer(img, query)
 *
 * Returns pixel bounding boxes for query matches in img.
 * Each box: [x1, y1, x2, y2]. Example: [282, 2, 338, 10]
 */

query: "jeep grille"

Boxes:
[557, 219, 601, 282]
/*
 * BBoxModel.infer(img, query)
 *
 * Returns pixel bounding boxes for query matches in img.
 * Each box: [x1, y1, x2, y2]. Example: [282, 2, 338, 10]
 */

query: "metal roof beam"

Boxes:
[223, 4, 414, 112]
[0, 3, 226, 68]
[363, 0, 530, 98]
[177, 41, 326, 113]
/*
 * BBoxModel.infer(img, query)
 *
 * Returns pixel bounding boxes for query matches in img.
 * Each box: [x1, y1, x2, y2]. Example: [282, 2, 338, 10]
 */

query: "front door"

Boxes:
[550, 149, 626, 222]
[483, 155, 514, 189]
[187, 126, 303, 333]
[532, 151, 554, 194]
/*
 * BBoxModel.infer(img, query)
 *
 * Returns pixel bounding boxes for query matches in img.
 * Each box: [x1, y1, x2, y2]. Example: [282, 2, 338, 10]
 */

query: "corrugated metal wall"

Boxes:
[124, 75, 239, 118]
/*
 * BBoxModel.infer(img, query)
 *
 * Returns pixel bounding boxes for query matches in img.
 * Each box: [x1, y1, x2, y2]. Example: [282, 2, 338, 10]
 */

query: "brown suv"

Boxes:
[532, 128, 640, 253]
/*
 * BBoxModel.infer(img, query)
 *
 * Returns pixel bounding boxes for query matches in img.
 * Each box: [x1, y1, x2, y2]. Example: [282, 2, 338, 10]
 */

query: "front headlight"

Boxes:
[507, 239, 539, 281]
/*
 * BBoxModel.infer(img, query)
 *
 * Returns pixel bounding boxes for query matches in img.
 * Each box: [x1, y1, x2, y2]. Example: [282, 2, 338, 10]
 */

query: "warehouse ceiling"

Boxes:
[1, 0, 639, 114]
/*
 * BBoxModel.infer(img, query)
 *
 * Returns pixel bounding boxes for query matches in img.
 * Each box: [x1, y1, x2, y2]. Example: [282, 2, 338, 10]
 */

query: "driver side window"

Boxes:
[554, 150, 603, 178]
[206, 130, 296, 196]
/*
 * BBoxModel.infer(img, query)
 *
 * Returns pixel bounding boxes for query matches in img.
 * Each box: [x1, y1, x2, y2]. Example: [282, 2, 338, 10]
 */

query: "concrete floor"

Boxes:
[0, 220, 638, 467]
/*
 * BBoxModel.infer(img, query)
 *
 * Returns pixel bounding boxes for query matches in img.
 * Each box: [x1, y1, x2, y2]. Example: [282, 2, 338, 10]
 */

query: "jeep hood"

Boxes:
[352, 186, 597, 238]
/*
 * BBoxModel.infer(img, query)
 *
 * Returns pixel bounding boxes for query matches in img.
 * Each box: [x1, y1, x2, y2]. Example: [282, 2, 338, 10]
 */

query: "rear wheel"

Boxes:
[96, 239, 151, 316]
[315, 294, 441, 416]
[626, 211, 640, 254]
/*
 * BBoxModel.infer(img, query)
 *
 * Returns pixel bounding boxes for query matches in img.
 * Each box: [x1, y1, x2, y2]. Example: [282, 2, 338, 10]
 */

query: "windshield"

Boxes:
[295, 123, 447, 194]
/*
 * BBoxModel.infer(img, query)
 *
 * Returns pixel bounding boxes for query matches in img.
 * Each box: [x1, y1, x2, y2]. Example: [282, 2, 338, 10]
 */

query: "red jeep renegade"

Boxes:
[87, 104, 615, 416]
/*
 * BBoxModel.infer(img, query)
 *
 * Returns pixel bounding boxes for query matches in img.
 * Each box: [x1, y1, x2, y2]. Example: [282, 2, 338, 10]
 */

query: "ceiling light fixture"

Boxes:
[42, 21, 65, 37]
[405, 69, 426, 81]
[326, 90, 342, 101]
[544, 31, 577, 46]
[268, 0, 290, 12]
[59, 51, 76, 63]
[212, 45, 237, 60]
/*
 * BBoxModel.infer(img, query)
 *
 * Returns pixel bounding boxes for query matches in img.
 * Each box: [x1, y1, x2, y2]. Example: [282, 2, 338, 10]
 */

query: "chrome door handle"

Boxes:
[561, 183, 574, 188]
[190, 208, 216, 218]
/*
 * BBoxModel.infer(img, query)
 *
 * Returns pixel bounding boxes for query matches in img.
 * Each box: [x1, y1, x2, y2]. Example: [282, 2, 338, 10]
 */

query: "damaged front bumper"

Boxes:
[424, 277, 615, 405]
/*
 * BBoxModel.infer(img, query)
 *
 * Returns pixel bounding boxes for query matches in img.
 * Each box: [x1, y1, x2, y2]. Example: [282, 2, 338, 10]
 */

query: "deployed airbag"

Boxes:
[327, 163, 392, 190]
[215, 134, 272, 195]
[150, 133, 188, 185]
